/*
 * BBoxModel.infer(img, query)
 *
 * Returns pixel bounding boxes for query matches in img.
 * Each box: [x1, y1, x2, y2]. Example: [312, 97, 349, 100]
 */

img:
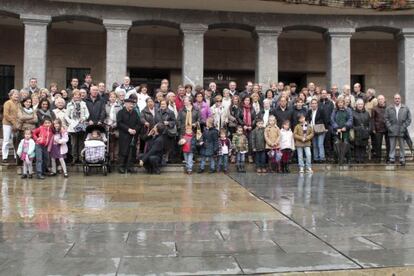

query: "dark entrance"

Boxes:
[204, 70, 255, 92]
[279, 72, 307, 91]
[128, 68, 170, 97]
[0, 65, 15, 104]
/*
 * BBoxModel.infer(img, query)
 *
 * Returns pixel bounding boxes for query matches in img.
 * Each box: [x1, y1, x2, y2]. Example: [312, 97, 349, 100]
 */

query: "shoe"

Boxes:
[64, 173, 68, 178]
[48, 172, 57, 176]
[197, 169, 204, 174]
[299, 168, 304, 174]
[118, 167, 126, 174]
[127, 168, 137, 174]
[306, 168, 313, 174]
[285, 165, 290, 173]
[2, 159, 8, 164]
[209, 169, 216, 173]
[28, 174, 33, 179]
[262, 168, 267, 173]
[400, 161, 406, 166]
[256, 168, 261, 173]
[387, 160, 395, 164]
[154, 168, 161, 175]
[241, 165, 246, 173]
[21, 174, 27, 179]
[36, 175, 45, 180]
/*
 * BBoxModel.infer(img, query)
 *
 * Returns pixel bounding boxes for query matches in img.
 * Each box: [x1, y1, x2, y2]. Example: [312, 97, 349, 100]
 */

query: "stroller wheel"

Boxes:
[102, 165, 107, 176]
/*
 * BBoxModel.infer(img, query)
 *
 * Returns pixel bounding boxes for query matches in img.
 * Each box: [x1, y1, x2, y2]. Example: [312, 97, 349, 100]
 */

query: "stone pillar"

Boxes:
[398, 28, 414, 136]
[21, 14, 51, 88]
[325, 28, 354, 92]
[255, 26, 282, 91]
[103, 19, 132, 89]
[181, 23, 207, 88]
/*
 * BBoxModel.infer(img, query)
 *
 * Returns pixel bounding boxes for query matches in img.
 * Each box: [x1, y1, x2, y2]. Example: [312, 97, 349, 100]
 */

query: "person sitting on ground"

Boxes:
[139, 123, 166, 174]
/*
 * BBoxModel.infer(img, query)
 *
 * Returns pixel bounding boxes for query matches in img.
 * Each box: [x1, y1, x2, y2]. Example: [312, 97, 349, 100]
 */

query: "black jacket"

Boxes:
[85, 96, 106, 124]
[274, 105, 293, 129]
[177, 107, 200, 135]
[116, 107, 141, 156]
[353, 109, 371, 146]
[306, 108, 327, 127]
[291, 107, 308, 128]
[155, 108, 176, 136]
[141, 134, 165, 163]
[319, 98, 335, 127]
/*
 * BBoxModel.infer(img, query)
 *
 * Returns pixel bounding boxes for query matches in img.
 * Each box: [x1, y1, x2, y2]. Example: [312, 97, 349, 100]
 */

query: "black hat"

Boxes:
[124, 98, 136, 104]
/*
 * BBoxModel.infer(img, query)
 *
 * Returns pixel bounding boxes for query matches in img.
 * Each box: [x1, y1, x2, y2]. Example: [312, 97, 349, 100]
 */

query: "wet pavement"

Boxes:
[0, 170, 413, 275]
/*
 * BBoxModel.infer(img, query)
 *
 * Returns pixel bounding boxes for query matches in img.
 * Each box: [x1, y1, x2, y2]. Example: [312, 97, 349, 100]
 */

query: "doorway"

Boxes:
[128, 68, 170, 97]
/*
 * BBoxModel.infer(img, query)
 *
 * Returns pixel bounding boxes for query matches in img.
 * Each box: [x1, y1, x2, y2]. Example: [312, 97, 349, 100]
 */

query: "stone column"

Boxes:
[181, 23, 207, 88]
[255, 26, 282, 91]
[398, 28, 414, 136]
[325, 28, 354, 91]
[103, 19, 132, 89]
[21, 14, 51, 88]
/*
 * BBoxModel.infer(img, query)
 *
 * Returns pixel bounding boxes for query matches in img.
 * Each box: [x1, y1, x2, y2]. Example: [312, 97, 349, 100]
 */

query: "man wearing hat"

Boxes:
[116, 97, 141, 173]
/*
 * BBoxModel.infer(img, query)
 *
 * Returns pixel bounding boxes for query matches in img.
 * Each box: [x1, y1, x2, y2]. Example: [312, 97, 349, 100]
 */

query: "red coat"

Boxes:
[32, 125, 53, 147]
[175, 97, 184, 112]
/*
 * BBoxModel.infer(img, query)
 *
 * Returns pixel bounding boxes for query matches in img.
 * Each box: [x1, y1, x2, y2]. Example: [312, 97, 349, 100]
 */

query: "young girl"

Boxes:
[17, 129, 36, 179]
[32, 117, 54, 179]
[49, 119, 69, 178]
[264, 115, 281, 173]
[232, 125, 248, 173]
[294, 114, 314, 174]
[279, 120, 295, 173]
[217, 129, 231, 174]
[179, 126, 197, 174]
[198, 118, 219, 174]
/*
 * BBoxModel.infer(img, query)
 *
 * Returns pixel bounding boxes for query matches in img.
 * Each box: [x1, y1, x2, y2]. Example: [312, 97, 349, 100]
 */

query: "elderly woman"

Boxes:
[52, 97, 67, 128]
[31, 93, 40, 111]
[2, 90, 20, 163]
[104, 91, 123, 162]
[353, 99, 371, 163]
[211, 95, 229, 131]
[137, 84, 150, 112]
[365, 88, 378, 116]
[177, 96, 200, 135]
[155, 99, 177, 162]
[331, 98, 353, 163]
[166, 92, 178, 120]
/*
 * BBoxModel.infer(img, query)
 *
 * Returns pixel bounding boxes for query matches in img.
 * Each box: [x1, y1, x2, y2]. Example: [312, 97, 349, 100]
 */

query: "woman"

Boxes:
[331, 98, 353, 163]
[228, 95, 243, 138]
[105, 91, 123, 162]
[65, 89, 89, 163]
[177, 96, 200, 136]
[242, 96, 255, 163]
[52, 98, 67, 128]
[16, 97, 38, 137]
[155, 99, 177, 162]
[140, 98, 157, 152]
[39, 88, 51, 103]
[307, 98, 327, 163]
[211, 95, 229, 131]
[36, 98, 54, 126]
[251, 92, 262, 118]
[31, 93, 40, 111]
[167, 92, 179, 120]
[193, 92, 211, 131]
[137, 84, 150, 112]
[353, 99, 371, 163]
[2, 90, 21, 163]
[265, 89, 275, 109]
[222, 89, 232, 111]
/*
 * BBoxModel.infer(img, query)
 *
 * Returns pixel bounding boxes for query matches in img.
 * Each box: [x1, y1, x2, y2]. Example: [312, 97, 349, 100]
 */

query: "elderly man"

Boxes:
[24, 78, 40, 94]
[118, 76, 136, 99]
[229, 81, 238, 97]
[385, 94, 411, 165]
[85, 86, 106, 125]
[353, 83, 365, 101]
[371, 95, 389, 162]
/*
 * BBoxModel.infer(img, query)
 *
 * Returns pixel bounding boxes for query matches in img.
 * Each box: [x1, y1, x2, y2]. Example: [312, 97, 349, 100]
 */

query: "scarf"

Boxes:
[109, 102, 117, 122]
[38, 109, 52, 120]
[185, 106, 193, 127]
[168, 103, 178, 119]
[73, 101, 81, 120]
[23, 107, 33, 115]
[243, 104, 252, 127]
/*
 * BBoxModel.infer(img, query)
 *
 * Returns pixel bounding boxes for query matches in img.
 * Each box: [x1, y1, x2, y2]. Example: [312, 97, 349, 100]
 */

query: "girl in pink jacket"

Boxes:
[48, 119, 69, 178]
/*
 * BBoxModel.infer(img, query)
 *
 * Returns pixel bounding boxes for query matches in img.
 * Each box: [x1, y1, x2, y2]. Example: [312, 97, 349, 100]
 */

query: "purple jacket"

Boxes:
[194, 101, 212, 123]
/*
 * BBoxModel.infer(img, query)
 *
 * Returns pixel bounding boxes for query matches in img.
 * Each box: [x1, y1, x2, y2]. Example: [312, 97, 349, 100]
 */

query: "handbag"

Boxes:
[313, 124, 326, 134]
[228, 116, 238, 128]
[74, 122, 87, 133]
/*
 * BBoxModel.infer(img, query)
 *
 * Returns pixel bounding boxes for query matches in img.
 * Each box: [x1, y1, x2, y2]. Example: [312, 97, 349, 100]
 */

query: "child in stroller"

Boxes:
[81, 125, 109, 175]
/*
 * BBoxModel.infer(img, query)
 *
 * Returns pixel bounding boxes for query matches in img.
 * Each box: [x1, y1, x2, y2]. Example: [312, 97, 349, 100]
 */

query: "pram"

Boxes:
[81, 125, 110, 176]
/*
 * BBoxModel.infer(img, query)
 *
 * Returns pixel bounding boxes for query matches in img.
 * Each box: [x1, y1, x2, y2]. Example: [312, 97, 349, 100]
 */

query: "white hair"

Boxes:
[367, 88, 376, 96]
[355, 98, 364, 106]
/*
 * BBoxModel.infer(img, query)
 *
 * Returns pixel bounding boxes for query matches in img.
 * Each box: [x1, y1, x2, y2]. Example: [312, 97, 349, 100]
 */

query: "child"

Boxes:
[49, 119, 69, 178]
[32, 117, 54, 179]
[86, 129, 107, 142]
[198, 118, 219, 174]
[279, 120, 295, 173]
[217, 129, 231, 174]
[251, 119, 266, 173]
[294, 114, 314, 174]
[17, 129, 36, 179]
[179, 126, 197, 174]
[232, 125, 248, 173]
[264, 115, 281, 173]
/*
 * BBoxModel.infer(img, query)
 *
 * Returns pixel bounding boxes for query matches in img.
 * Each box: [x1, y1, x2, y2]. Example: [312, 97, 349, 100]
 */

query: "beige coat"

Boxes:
[2, 100, 19, 127]
[264, 125, 281, 149]
[16, 107, 38, 131]
[294, 123, 314, 147]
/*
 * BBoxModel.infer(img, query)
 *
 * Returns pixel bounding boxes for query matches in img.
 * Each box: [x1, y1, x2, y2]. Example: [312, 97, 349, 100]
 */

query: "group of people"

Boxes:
[1, 75, 411, 178]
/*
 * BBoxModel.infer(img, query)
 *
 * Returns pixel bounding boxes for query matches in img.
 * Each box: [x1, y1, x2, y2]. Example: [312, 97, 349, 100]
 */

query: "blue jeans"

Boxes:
[200, 155, 216, 171]
[297, 147, 312, 169]
[255, 151, 266, 168]
[35, 144, 49, 175]
[217, 154, 229, 171]
[312, 133, 326, 161]
[236, 152, 245, 166]
[183, 152, 194, 172]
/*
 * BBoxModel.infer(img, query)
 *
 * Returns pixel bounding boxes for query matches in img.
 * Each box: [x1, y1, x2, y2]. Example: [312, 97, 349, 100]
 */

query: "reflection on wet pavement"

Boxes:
[0, 171, 413, 275]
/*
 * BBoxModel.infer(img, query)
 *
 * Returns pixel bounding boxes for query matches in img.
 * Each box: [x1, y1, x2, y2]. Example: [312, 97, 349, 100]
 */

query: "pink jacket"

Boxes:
[48, 129, 69, 155]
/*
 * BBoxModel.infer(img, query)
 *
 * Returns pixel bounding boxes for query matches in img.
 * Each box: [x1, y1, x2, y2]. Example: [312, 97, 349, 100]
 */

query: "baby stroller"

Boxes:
[81, 125, 110, 176]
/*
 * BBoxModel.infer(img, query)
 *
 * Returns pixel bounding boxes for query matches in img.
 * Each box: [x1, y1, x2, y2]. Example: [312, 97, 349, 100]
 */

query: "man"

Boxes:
[229, 81, 238, 96]
[331, 85, 339, 100]
[238, 81, 253, 102]
[274, 96, 292, 129]
[24, 78, 40, 94]
[341, 85, 355, 108]
[139, 123, 166, 174]
[175, 85, 186, 112]
[319, 89, 335, 161]
[98, 82, 109, 102]
[85, 86, 106, 125]
[271, 82, 284, 103]
[80, 74, 93, 93]
[117, 98, 141, 174]
[118, 76, 136, 99]
[289, 83, 298, 103]
[353, 83, 365, 101]
[307, 98, 328, 163]
[371, 95, 389, 162]
[66, 78, 79, 97]
[308, 82, 316, 97]
[209, 82, 219, 98]
[385, 94, 411, 165]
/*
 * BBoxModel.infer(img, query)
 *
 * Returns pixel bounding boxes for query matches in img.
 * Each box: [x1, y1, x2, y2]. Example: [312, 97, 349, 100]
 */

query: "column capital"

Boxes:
[20, 14, 51, 26]
[180, 23, 208, 34]
[325, 27, 355, 37]
[255, 26, 283, 36]
[103, 19, 132, 31]
[397, 28, 414, 39]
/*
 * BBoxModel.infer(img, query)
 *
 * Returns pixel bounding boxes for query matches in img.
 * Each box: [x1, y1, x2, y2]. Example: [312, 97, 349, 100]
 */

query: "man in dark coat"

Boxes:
[319, 89, 335, 161]
[139, 123, 166, 174]
[274, 96, 292, 129]
[117, 98, 141, 174]
[86, 86, 106, 125]
[371, 95, 389, 162]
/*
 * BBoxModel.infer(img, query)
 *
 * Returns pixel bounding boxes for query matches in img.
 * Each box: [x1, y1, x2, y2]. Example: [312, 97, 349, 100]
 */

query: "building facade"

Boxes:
[1, 0, 414, 125]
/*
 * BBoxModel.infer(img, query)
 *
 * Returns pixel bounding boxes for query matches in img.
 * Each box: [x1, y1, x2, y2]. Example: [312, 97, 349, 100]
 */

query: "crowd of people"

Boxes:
[1, 74, 412, 179]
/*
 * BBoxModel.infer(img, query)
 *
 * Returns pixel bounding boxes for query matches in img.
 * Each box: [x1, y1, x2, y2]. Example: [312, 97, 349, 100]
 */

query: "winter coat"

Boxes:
[352, 109, 371, 146]
[279, 129, 295, 150]
[52, 108, 67, 127]
[48, 130, 69, 155]
[211, 105, 229, 130]
[232, 133, 248, 153]
[2, 99, 19, 127]
[32, 125, 54, 147]
[65, 100, 89, 133]
[251, 127, 266, 152]
[274, 105, 293, 129]
[104, 102, 123, 128]
[331, 108, 353, 131]
[177, 107, 200, 135]
[155, 108, 176, 137]
[141, 134, 165, 163]
[291, 107, 308, 130]
[181, 133, 197, 153]
[319, 98, 335, 127]
[218, 138, 232, 156]
[17, 138, 36, 159]
[371, 105, 387, 133]
[200, 127, 219, 157]
[385, 104, 412, 137]
[229, 105, 244, 128]
[264, 125, 281, 149]
[117, 107, 141, 156]
[306, 108, 327, 129]
[194, 101, 212, 124]
[140, 107, 157, 136]
[16, 107, 38, 131]
[85, 96, 106, 124]
[294, 123, 314, 148]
